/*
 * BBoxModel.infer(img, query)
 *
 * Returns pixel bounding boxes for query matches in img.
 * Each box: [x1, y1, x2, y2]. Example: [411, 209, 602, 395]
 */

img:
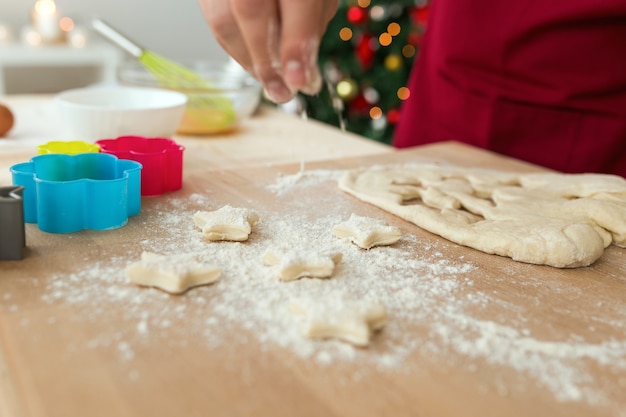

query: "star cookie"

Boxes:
[126, 252, 221, 294]
[290, 293, 387, 346]
[193, 205, 259, 241]
[263, 249, 342, 281]
[332, 213, 401, 249]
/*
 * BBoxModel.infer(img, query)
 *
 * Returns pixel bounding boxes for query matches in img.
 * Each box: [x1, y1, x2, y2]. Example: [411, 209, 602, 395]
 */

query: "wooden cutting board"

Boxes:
[1, 142, 625, 417]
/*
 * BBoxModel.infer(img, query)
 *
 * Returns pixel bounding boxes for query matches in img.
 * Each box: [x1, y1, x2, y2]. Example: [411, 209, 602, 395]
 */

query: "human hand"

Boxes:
[199, 0, 339, 103]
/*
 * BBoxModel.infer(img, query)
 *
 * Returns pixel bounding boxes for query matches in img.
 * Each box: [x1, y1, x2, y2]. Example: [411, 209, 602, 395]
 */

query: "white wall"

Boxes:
[1, 0, 228, 63]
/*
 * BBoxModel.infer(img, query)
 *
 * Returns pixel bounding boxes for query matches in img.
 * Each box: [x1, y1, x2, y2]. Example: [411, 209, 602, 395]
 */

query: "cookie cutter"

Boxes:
[38, 140, 100, 155]
[96, 136, 184, 196]
[10, 153, 142, 234]
[0, 186, 25, 260]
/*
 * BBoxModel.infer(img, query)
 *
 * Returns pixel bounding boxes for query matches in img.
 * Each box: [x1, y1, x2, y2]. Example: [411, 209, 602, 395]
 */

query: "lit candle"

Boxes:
[0, 23, 14, 44]
[68, 26, 88, 48]
[20, 25, 42, 46]
[30, 0, 63, 44]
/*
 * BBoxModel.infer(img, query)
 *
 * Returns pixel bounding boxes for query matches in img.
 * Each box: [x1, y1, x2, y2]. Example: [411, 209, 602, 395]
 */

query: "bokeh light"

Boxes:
[379, 32, 392, 47]
[402, 44, 416, 58]
[387, 22, 401, 36]
[369, 106, 383, 119]
[59, 17, 74, 32]
[397, 87, 411, 100]
[339, 27, 353, 41]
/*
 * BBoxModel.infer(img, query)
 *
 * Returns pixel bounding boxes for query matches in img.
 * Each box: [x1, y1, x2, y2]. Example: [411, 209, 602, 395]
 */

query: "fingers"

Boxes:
[198, 0, 252, 72]
[279, 0, 339, 95]
[200, 0, 340, 103]
[229, 0, 295, 103]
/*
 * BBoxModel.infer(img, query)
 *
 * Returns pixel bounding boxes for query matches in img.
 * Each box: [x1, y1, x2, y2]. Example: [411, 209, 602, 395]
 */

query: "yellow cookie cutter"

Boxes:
[37, 141, 100, 155]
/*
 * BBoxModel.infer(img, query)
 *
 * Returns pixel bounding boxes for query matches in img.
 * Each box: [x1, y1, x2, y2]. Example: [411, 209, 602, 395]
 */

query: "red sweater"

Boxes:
[393, 0, 626, 177]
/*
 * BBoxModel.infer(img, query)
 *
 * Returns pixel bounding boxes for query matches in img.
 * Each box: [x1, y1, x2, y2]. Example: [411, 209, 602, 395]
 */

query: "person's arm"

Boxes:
[199, 0, 338, 103]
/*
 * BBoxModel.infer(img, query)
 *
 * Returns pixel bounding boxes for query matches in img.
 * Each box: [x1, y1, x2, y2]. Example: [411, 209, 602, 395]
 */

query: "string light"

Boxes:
[402, 44, 416, 58]
[369, 106, 383, 119]
[347, 6, 368, 24]
[371, 113, 387, 131]
[370, 5, 385, 20]
[384, 54, 403, 71]
[379, 32, 392, 47]
[363, 87, 380, 104]
[387, 22, 401, 36]
[397, 86, 411, 100]
[337, 79, 359, 100]
[387, 108, 400, 124]
[339, 27, 353, 41]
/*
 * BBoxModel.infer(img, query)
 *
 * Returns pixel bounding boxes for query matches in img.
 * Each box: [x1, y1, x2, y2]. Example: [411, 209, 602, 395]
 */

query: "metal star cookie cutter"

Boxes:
[10, 153, 142, 233]
[96, 136, 184, 196]
[0, 186, 25, 260]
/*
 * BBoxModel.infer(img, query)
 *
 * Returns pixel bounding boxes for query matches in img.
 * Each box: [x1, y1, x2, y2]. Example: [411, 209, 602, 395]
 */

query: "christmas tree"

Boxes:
[299, 0, 429, 145]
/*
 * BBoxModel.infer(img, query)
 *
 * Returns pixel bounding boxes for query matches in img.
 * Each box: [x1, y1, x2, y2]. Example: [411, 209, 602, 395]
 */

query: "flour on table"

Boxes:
[35, 168, 626, 412]
[290, 292, 387, 347]
[126, 251, 221, 294]
[333, 213, 402, 249]
[266, 169, 345, 196]
[193, 205, 258, 241]
[263, 248, 343, 281]
[339, 164, 626, 268]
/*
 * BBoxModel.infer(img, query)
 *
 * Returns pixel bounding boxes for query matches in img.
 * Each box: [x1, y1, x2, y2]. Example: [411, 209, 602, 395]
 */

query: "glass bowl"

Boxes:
[117, 59, 262, 135]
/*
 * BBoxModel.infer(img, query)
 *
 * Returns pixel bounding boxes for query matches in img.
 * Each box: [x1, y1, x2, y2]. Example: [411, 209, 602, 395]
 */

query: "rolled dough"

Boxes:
[338, 163, 626, 268]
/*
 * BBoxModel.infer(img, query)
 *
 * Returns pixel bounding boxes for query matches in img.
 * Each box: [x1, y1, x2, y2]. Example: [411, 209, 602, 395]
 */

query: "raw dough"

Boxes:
[263, 249, 342, 281]
[193, 205, 259, 241]
[126, 251, 221, 294]
[290, 293, 387, 346]
[339, 163, 626, 268]
[333, 213, 402, 249]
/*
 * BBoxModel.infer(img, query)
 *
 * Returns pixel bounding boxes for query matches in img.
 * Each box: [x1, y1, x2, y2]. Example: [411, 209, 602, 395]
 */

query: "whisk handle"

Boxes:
[91, 18, 143, 58]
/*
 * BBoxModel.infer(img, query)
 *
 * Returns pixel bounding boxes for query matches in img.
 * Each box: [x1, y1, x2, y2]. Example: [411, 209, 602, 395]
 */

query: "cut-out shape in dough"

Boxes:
[333, 213, 401, 249]
[126, 251, 221, 294]
[263, 249, 342, 281]
[193, 205, 259, 241]
[339, 163, 626, 268]
[290, 294, 387, 346]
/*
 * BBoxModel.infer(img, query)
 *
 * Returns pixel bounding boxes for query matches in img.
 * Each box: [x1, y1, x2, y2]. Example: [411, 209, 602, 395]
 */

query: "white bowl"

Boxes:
[55, 86, 188, 141]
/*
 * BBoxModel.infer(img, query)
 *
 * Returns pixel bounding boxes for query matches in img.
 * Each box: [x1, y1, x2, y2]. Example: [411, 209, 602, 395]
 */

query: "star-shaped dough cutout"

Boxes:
[332, 213, 401, 249]
[263, 249, 342, 281]
[126, 252, 221, 294]
[193, 205, 259, 241]
[290, 294, 387, 346]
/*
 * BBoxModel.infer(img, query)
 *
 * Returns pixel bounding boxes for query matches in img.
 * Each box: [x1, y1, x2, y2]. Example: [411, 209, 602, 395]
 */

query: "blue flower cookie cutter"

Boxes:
[10, 153, 142, 233]
[0, 186, 26, 260]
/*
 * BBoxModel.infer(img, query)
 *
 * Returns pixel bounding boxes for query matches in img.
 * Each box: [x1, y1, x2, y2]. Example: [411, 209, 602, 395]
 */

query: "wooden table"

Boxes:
[1, 95, 625, 417]
[0, 95, 391, 184]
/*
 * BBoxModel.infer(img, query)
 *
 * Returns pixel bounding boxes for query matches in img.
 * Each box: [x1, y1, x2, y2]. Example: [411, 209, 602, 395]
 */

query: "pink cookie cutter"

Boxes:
[96, 136, 185, 196]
